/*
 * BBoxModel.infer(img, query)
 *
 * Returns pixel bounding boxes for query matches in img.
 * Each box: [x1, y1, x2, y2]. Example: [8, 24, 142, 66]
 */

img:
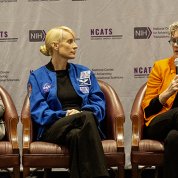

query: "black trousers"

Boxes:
[145, 108, 178, 178]
[41, 111, 109, 178]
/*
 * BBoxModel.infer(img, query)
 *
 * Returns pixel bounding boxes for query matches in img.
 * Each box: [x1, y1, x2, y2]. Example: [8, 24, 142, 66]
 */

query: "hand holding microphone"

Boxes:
[175, 58, 178, 74]
[159, 60, 178, 105]
[167, 58, 178, 94]
[170, 58, 178, 92]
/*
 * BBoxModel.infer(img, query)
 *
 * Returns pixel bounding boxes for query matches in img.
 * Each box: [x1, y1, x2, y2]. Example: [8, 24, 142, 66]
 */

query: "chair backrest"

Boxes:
[98, 80, 125, 140]
[21, 80, 125, 141]
[0, 85, 19, 141]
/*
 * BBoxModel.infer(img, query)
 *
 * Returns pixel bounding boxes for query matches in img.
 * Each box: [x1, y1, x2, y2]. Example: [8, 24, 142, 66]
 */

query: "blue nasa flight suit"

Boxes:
[28, 62, 105, 140]
[28, 62, 109, 178]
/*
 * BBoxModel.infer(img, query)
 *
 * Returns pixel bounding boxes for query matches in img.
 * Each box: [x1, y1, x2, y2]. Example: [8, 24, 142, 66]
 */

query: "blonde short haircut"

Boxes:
[169, 22, 178, 37]
[40, 26, 75, 56]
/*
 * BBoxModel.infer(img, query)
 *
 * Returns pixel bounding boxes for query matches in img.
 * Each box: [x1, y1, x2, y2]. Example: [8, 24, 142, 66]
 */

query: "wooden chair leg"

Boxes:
[13, 166, 20, 178]
[118, 165, 125, 178]
[155, 166, 163, 178]
[108, 168, 116, 178]
[23, 167, 30, 178]
[43, 168, 52, 178]
[132, 164, 138, 178]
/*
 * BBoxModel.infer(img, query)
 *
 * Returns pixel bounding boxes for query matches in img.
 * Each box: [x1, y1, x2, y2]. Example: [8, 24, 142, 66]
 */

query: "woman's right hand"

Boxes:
[167, 75, 178, 94]
[159, 75, 178, 105]
[66, 109, 81, 116]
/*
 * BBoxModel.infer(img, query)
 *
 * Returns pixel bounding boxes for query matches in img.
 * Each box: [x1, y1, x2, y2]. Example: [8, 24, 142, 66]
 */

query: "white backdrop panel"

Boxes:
[0, 0, 178, 168]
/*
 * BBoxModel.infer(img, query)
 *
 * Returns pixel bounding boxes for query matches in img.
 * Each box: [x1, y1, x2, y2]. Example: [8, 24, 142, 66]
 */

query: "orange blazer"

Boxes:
[142, 56, 177, 126]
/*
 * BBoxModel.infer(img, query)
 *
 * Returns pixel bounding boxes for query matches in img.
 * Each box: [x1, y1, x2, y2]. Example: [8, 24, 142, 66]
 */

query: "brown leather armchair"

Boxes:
[130, 83, 164, 178]
[21, 80, 125, 178]
[0, 85, 20, 178]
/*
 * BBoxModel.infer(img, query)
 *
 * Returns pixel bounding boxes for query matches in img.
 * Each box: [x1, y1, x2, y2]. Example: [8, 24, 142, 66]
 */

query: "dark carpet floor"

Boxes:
[0, 169, 157, 178]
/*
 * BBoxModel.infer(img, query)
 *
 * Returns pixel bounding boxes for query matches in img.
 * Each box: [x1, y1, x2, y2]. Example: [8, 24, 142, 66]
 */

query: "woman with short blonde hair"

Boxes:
[28, 26, 109, 178]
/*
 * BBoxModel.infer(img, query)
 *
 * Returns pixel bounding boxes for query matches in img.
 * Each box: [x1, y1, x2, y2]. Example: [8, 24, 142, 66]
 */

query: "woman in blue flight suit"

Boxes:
[28, 26, 109, 178]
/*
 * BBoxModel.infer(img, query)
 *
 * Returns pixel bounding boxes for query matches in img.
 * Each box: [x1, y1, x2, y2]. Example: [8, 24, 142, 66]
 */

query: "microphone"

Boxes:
[175, 58, 178, 74]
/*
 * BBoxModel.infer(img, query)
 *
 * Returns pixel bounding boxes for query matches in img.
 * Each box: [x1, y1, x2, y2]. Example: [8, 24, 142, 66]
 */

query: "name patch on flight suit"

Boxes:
[80, 86, 89, 93]
[79, 71, 91, 93]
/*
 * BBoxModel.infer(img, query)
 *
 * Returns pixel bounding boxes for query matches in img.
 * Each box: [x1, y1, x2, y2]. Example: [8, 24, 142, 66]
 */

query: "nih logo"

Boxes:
[29, 30, 46, 42]
[134, 27, 152, 39]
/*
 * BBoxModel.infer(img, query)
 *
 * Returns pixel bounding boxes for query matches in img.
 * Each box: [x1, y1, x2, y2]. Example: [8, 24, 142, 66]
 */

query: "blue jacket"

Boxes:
[28, 63, 106, 140]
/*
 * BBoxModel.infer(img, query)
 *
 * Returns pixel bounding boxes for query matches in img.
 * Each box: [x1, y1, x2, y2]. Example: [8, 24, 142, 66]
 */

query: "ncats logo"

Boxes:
[90, 28, 122, 40]
[134, 66, 152, 78]
[0, 31, 8, 38]
[0, 31, 17, 42]
[91, 28, 112, 36]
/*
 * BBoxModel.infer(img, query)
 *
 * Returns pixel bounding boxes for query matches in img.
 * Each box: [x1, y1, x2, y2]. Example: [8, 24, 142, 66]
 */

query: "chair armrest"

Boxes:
[22, 117, 32, 154]
[130, 115, 143, 151]
[107, 87, 125, 150]
[21, 94, 32, 154]
[98, 80, 125, 152]
[8, 117, 19, 154]
[130, 83, 146, 151]
[0, 86, 19, 153]
[116, 116, 125, 152]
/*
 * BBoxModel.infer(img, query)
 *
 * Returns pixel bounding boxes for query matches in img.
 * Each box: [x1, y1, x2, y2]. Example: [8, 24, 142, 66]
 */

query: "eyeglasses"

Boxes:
[168, 38, 178, 45]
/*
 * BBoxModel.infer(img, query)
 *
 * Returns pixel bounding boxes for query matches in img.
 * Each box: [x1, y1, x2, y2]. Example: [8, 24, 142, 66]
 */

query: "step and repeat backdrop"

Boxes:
[0, 0, 177, 168]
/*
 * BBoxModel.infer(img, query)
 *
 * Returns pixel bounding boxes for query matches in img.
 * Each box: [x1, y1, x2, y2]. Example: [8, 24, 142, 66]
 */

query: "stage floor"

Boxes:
[0, 169, 158, 178]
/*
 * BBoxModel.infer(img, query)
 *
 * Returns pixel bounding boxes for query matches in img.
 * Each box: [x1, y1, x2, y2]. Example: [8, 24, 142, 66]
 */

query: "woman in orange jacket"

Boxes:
[142, 21, 178, 178]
